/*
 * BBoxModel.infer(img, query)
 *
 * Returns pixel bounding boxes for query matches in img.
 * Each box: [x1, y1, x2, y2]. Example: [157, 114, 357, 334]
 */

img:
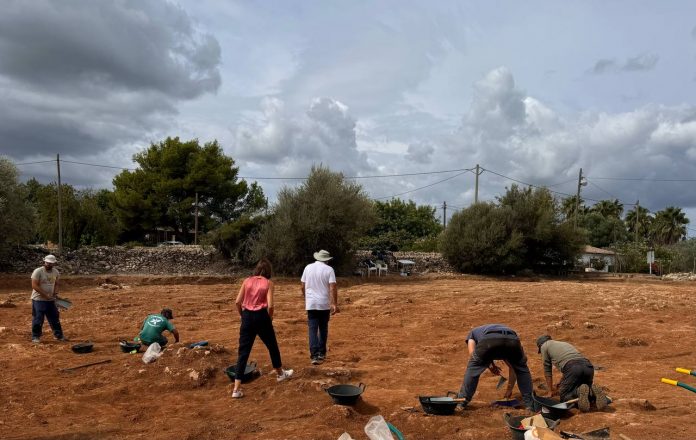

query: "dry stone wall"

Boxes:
[1, 246, 455, 276]
[0, 245, 236, 275]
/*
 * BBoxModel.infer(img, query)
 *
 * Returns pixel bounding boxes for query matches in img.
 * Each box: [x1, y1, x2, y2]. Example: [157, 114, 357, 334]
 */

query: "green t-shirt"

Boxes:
[139, 314, 175, 343]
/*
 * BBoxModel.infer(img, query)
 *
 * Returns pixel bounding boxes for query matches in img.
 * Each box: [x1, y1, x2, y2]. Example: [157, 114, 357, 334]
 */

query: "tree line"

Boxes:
[1, 137, 693, 275]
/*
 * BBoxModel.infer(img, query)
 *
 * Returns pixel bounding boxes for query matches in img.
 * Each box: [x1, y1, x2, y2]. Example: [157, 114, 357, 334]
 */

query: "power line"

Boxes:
[586, 179, 618, 200]
[374, 169, 473, 200]
[14, 160, 56, 166]
[238, 167, 476, 181]
[588, 176, 696, 182]
[62, 160, 135, 171]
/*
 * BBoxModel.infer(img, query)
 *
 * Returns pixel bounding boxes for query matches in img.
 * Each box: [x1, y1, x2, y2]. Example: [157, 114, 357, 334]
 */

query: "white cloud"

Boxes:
[233, 97, 373, 178]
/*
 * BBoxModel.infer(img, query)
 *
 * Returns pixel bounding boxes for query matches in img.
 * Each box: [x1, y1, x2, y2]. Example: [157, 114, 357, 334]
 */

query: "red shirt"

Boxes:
[241, 276, 270, 311]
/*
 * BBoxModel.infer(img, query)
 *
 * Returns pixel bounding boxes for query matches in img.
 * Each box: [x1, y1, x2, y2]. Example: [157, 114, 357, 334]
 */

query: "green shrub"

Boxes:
[250, 166, 375, 275]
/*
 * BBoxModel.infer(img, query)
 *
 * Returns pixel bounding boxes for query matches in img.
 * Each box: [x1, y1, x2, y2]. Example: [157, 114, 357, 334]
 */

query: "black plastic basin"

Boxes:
[323, 383, 366, 405]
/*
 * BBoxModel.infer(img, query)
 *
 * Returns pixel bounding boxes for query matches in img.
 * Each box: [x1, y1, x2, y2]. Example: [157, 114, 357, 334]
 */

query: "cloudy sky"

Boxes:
[2, 0, 696, 232]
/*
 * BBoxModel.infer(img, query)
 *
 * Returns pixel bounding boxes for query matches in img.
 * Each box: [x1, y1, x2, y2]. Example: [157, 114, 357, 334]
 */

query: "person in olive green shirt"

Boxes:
[536, 335, 607, 412]
[137, 308, 180, 347]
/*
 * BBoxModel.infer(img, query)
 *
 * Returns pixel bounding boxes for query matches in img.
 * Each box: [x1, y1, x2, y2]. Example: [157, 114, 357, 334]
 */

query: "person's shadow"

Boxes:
[353, 398, 381, 415]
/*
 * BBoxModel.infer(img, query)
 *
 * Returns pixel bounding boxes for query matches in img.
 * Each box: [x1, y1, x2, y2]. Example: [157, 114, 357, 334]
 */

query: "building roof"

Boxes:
[583, 245, 616, 255]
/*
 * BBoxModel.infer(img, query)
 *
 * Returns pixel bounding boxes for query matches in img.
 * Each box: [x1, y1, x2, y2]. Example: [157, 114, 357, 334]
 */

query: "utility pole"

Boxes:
[635, 200, 640, 243]
[194, 192, 199, 245]
[474, 164, 480, 203]
[574, 168, 586, 230]
[442, 201, 447, 228]
[56, 154, 63, 256]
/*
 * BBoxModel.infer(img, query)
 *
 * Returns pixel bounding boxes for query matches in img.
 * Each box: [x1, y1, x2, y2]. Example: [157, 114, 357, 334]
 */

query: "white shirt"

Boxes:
[301, 261, 336, 310]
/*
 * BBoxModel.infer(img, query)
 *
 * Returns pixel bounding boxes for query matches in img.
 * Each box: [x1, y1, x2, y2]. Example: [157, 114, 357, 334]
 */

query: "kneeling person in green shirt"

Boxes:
[138, 308, 179, 347]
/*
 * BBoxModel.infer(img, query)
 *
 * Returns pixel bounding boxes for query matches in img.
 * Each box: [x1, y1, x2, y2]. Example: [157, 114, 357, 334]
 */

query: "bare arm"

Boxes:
[467, 339, 476, 355]
[546, 373, 556, 396]
[53, 278, 59, 296]
[267, 281, 275, 319]
[31, 278, 54, 300]
[330, 282, 338, 314]
[301, 282, 305, 297]
[235, 281, 245, 316]
[503, 361, 517, 398]
[171, 328, 180, 343]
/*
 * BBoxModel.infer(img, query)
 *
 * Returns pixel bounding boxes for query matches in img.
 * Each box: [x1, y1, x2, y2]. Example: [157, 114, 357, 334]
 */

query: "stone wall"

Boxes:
[1, 246, 455, 276]
[0, 245, 237, 275]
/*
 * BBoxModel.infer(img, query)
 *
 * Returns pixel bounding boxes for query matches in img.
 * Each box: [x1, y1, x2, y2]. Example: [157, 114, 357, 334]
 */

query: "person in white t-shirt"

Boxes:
[300, 250, 339, 365]
[30, 254, 66, 343]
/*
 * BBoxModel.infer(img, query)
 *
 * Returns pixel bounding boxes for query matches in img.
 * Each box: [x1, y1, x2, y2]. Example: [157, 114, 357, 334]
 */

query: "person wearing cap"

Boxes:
[536, 335, 607, 412]
[30, 254, 66, 343]
[137, 308, 179, 347]
[301, 249, 339, 365]
[232, 258, 293, 399]
[457, 324, 535, 411]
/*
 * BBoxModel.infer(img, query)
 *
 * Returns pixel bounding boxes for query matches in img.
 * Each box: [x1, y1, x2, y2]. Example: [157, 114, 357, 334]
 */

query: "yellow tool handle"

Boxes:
[661, 378, 678, 386]
[676, 368, 692, 375]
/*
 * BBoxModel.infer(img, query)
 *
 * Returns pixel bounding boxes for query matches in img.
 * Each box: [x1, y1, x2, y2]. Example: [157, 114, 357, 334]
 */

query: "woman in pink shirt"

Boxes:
[232, 258, 293, 398]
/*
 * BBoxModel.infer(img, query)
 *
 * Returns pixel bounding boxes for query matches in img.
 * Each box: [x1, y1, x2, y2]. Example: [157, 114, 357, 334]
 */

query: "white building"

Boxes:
[579, 245, 616, 272]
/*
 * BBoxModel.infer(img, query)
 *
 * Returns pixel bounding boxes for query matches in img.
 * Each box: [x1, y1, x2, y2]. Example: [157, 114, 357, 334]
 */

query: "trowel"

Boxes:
[496, 375, 508, 390]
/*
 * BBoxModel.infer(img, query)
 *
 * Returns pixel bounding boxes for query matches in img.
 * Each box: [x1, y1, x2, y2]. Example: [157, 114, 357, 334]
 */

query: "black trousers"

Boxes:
[235, 308, 282, 377]
[559, 358, 594, 401]
[459, 335, 534, 409]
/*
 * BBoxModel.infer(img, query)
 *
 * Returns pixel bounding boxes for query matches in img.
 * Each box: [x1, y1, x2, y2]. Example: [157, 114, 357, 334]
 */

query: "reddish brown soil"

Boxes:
[1, 275, 695, 440]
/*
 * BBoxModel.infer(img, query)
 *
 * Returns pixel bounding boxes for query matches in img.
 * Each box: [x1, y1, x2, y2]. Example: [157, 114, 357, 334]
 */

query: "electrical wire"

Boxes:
[586, 180, 618, 200]
[14, 160, 57, 166]
[374, 169, 473, 200]
[238, 167, 476, 181]
[587, 176, 696, 182]
[61, 160, 135, 171]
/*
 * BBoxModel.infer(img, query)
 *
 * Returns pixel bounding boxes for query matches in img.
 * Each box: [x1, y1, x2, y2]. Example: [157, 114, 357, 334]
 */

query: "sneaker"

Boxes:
[577, 384, 591, 412]
[57, 337, 69, 342]
[311, 356, 322, 365]
[232, 389, 244, 398]
[592, 384, 608, 411]
[317, 353, 326, 361]
[276, 369, 294, 382]
[31, 337, 40, 344]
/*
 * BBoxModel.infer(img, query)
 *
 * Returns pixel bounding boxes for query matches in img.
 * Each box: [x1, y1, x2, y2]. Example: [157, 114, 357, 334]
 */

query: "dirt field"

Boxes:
[1, 274, 695, 440]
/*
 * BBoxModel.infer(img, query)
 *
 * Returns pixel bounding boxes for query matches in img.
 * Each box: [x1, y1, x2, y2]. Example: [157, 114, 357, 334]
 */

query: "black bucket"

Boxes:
[71, 342, 93, 354]
[533, 394, 573, 420]
[119, 340, 141, 353]
[418, 391, 460, 415]
[225, 361, 259, 383]
[504, 413, 560, 440]
[323, 383, 366, 405]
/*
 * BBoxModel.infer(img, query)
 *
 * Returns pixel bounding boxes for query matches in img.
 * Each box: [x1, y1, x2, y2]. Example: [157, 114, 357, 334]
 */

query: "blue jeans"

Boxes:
[32, 300, 64, 339]
[307, 309, 330, 358]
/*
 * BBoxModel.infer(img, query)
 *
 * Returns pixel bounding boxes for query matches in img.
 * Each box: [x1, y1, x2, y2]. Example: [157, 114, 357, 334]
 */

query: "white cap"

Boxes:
[44, 254, 57, 264]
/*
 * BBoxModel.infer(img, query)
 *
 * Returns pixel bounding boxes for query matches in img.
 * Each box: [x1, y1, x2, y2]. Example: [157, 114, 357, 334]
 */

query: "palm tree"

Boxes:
[591, 199, 624, 219]
[651, 206, 689, 245]
[625, 206, 652, 240]
[561, 196, 587, 221]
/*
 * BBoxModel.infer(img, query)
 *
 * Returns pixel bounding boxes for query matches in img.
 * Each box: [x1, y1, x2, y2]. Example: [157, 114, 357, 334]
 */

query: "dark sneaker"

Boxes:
[577, 384, 591, 412]
[31, 337, 40, 344]
[592, 384, 608, 410]
[57, 337, 69, 342]
[311, 356, 321, 365]
[317, 353, 326, 361]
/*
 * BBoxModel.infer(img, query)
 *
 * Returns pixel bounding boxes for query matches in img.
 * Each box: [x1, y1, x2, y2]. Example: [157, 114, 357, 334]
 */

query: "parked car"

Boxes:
[157, 240, 183, 247]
